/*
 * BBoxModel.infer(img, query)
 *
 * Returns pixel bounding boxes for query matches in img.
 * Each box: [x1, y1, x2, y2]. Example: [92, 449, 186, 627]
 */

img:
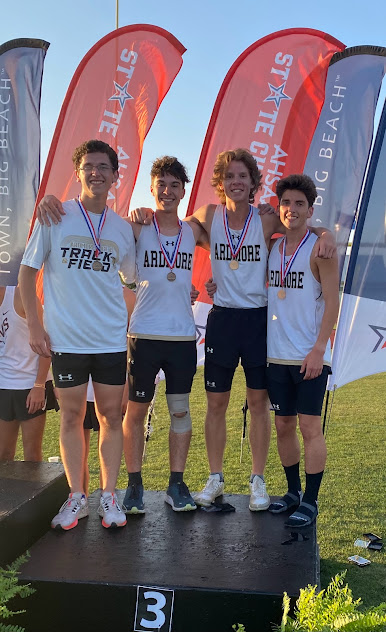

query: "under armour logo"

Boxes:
[206, 347, 214, 353]
[272, 403, 280, 410]
[129, 358, 134, 364]
[136, 390, 145, 397]
[165, 241, 175, 246]
[58, 373, 73, 381]
[206, 381, 216, 388]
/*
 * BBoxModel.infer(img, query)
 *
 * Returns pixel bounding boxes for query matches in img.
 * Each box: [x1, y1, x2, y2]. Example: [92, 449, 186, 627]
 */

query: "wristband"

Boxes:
[33, 383, 46, 389]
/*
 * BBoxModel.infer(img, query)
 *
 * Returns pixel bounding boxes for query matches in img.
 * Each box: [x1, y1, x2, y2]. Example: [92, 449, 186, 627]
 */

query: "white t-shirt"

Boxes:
[21, 199, 135, 353]
[129, 222, 196, 340]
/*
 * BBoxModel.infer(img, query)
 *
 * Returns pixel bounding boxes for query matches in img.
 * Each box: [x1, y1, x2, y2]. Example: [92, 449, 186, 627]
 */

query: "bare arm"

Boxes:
[300, 252, 340, 380]
[18, 265, 51, 357]
[25, 298, 52, 412]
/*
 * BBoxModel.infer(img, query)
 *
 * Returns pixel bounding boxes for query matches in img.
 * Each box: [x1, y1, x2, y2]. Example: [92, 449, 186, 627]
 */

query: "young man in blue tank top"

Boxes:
[191, 150, 336, 512]
[266, 174, 339, 527]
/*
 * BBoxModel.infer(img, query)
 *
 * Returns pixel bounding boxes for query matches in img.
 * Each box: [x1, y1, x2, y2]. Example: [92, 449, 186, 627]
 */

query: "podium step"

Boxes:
[16, 490, 319, 632]
[0, 461, 69, 567]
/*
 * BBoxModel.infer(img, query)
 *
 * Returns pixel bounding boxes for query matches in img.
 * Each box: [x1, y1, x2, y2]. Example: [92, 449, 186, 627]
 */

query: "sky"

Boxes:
[2, 0, 386, 216]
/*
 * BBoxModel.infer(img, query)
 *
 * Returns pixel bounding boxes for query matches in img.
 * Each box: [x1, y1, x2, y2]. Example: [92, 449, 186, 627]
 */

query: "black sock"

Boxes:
[128, 471, 142, 486]
[302, 471, 324, 506]
[283, 462, 301, 495]
[169, 471, 184, 485]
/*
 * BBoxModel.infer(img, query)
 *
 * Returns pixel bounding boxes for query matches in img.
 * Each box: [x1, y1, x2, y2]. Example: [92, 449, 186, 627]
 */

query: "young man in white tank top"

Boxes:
[266, 174, 339, 528]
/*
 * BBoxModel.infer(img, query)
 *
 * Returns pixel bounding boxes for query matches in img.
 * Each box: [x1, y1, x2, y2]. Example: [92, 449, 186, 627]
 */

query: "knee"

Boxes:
[167, 394, 192, 434]
[275, 416, 297, 439]
[206, 394, 228, 416]
[299, 416, 323, 442]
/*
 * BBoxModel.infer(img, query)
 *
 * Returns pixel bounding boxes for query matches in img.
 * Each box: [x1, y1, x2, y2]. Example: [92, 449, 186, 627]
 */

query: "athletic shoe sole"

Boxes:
[123, 505, 145, 515]
[165, 495, 197, 512]
[249, 500, 270, 511]
[101, 518, 127, 529]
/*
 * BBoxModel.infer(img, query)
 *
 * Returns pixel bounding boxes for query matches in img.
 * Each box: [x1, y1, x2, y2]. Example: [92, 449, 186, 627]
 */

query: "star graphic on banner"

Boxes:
[264, 83, 291, 109]
[109, 81, 134, 110]
[368, 324, 386, 352]
[195, 323, 206, 345]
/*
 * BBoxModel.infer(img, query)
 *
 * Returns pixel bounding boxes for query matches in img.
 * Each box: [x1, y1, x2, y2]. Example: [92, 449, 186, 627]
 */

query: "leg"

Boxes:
[93, 382, 125, 493]
[57, 384, 88, 492]
[83, 428, 91, 497]
[0, 419, 19, 461]
[247, 387, 271, 476]
[20, 413, 46, 461]
[275, 414, 300, 467]
[169, 428, 191, 472]
[299, 413, 327, 474]
[123, 400, 150, 472]
[205, 390, 230, 472]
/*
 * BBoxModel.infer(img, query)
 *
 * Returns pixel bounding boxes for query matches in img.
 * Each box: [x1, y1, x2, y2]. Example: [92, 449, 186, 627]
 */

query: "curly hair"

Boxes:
[150, 156, 190, 185]
[276, 174, 317, 207]
[72, 140, 119, 172]
[211, 149, 262, 204]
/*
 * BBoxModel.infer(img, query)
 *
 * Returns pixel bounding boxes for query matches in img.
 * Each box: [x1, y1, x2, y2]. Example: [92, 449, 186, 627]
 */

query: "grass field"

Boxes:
[15, 368, 386, 607]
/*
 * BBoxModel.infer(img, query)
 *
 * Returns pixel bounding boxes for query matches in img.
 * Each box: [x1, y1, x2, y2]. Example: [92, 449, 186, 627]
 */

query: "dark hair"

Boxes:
[72, 140, 119, 172]
[150, 156, 190, 186]
[211, 148, 262, 204]
[276, 174, 317, 207]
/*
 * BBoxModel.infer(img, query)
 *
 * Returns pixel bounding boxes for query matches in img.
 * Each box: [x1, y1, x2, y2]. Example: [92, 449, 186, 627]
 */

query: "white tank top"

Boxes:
[129, 221, 196, 340]
[267, 235, 331, 365]
[0, 286, 41, 389]
[210, 204, 268, 308]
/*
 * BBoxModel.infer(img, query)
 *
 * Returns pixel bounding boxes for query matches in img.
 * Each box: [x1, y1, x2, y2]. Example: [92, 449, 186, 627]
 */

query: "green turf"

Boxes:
[15, 368, 386, 606]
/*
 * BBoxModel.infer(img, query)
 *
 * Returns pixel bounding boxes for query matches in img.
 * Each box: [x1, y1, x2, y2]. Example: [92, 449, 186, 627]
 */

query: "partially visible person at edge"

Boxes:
[265, 174, 339, 528]
[36, 156, 206, 515]
[19, 139, 136, 531]
[0, 285, 58, 462]
[130, 149, 335, 512]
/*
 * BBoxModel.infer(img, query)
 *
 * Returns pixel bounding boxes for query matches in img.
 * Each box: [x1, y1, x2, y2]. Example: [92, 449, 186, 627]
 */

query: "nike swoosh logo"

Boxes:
[2, 311, 9, 315]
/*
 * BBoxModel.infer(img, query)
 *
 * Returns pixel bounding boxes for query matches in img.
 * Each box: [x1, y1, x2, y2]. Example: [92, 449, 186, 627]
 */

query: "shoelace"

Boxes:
[204, 477, 221, 493]
[252, 478, 266, 492]
[60, 496, 82, 514]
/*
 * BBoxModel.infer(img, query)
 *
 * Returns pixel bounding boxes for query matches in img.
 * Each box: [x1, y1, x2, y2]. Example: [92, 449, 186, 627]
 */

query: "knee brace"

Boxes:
[166, 393, 192, 434]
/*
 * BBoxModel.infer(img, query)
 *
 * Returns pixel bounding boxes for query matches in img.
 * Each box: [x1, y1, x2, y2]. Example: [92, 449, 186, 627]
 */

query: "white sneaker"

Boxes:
[51, 492, 89, 530]
[249, 475, 270, 511]
[98, 491, 127, 528]
[193, 474, 224, 507]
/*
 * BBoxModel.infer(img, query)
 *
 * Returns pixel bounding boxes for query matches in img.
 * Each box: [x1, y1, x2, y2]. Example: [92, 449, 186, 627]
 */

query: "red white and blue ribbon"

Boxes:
[223, 204, 253, 261]
[153, 214, 183, 271]
[280, 230, 310, 288]
[76, 196, 107, 257]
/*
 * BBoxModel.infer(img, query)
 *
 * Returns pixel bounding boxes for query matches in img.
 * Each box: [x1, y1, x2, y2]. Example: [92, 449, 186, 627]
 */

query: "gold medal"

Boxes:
[277, 288, 286, 299]
[167, 271, 176, 281]
[229, 259, 239, 270]
[92, 260, 103, 271]
[62, 258, 67, 263]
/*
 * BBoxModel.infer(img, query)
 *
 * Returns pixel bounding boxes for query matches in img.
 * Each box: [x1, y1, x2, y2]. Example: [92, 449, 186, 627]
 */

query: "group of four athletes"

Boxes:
[18, 139, 338, 531]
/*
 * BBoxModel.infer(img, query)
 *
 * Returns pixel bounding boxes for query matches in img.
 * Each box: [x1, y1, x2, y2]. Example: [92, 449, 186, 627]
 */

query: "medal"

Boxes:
[77, 196, 107, 259]
[153, 214, 183, 282]
[92, 260, 103, 271]
[223, 205, 253, 270]
[279, 230, 310, 298]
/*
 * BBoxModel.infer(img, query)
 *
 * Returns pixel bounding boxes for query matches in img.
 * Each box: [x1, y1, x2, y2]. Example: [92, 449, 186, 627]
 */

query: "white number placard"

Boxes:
[134, 585, 174, 632]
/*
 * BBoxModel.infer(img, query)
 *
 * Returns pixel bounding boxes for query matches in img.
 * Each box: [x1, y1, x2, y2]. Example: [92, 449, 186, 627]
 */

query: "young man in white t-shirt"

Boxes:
[266, 174, 339, 527]
[19, 140, 135, 531]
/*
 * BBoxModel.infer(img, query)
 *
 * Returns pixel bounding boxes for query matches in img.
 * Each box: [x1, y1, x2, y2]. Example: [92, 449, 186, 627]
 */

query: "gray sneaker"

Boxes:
[51, 493, 88, 530]
[165, 481, 197, 512]
[249, 475, 270, 511]
[193, 474, 224, 507]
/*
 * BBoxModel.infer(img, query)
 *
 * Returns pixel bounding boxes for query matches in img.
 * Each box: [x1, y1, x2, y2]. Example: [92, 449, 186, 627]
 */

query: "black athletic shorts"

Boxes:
[266, 363, 331, 417]
[51, 351, 127, 388]
[204, 305, 267, 393]
[83, 401, 100, 431]
[0, 381, 59, 422]
[128, 338, 197, 403]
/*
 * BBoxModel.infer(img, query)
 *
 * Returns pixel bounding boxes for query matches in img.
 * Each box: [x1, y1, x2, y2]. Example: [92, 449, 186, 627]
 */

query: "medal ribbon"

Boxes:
[280, 230, 310, 288]
[223, 205, 253, 261]
[77, 196, 107, 257]
[153, 215, 183, 271]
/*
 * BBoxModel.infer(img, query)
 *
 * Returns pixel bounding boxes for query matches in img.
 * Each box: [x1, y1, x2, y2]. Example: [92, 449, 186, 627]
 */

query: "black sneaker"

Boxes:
[122, 482, 145, 514]
[165, 481, 197, 512]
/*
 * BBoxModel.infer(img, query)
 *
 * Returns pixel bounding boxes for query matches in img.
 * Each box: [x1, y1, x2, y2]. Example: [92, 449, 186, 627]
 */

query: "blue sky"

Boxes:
[2, 0, 386, 215]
